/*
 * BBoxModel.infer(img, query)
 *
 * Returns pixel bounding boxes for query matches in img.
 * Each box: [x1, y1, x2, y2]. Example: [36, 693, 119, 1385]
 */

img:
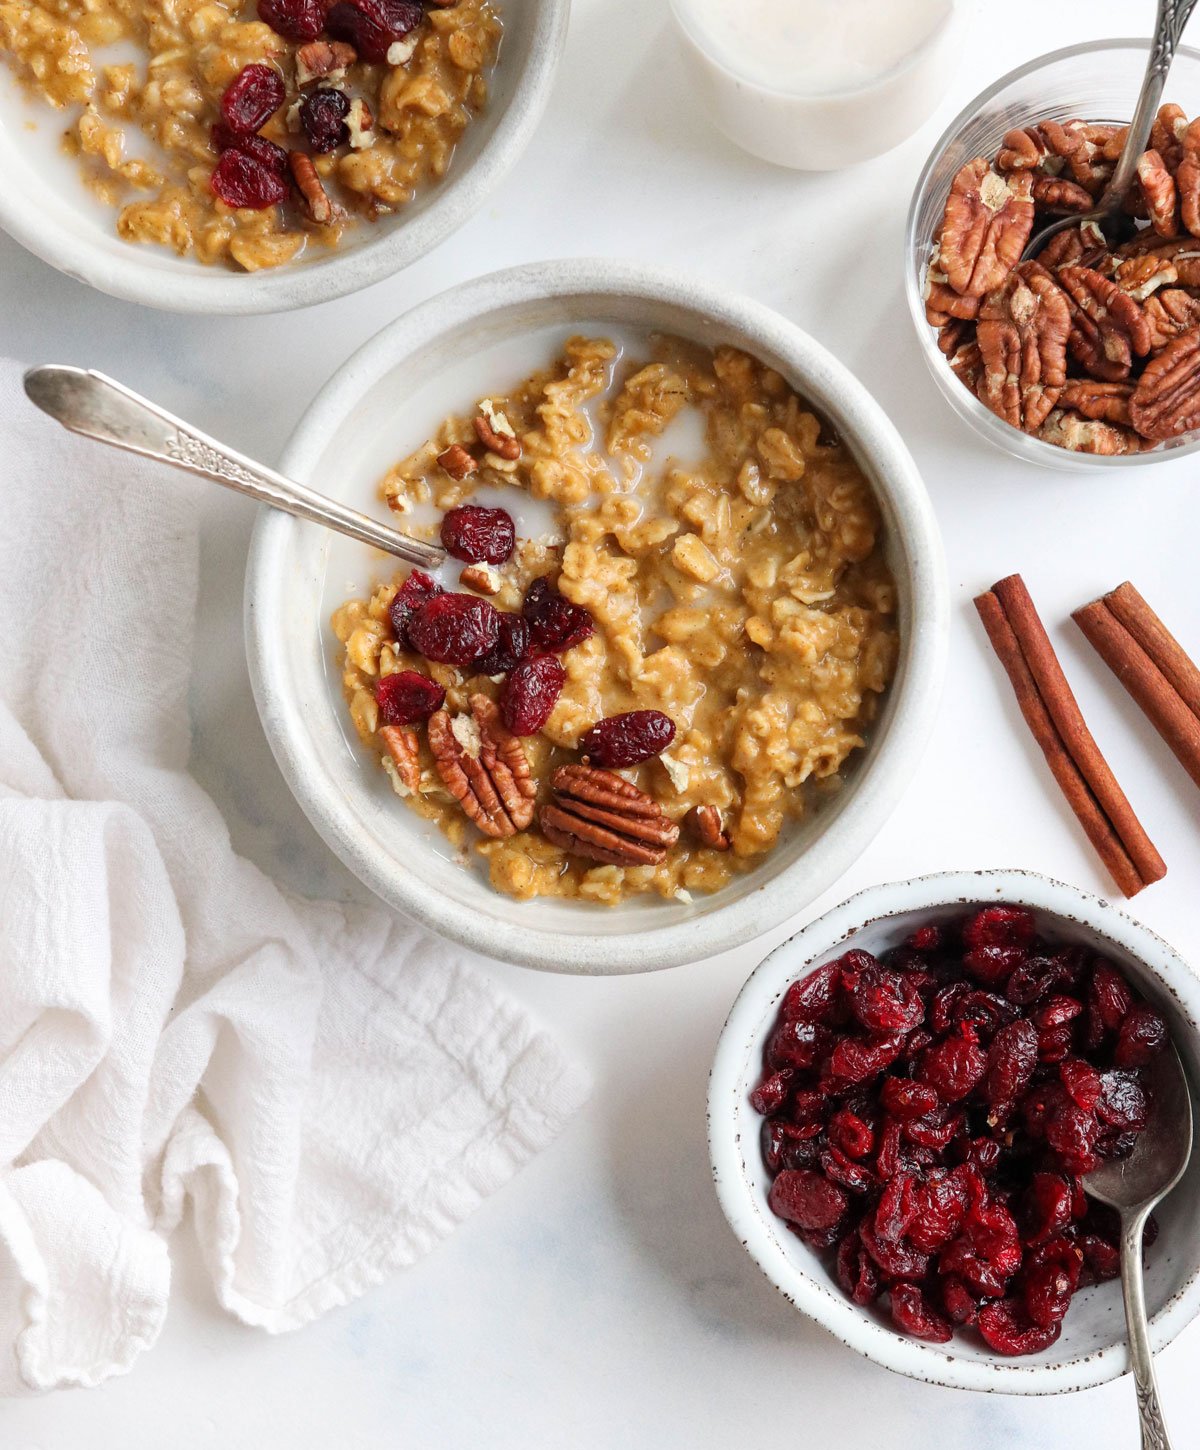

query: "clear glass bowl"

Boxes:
[905, 39, 1200, 472]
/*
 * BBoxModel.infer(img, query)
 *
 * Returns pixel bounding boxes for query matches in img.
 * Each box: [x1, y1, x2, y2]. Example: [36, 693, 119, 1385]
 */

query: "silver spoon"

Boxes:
[22, 365, 445, 570]
[1023, 0, 1200, 261]
[1084, 1043, 1192, 1450]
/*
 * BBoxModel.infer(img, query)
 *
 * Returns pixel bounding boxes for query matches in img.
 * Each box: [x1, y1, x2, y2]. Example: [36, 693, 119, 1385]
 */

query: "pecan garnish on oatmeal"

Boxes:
[540, 765, 680, 866]
[428, 695, 536, 838]
[289, 151, 335, 225]
[937, 159, 1034, 299]
[295, 39, 357, 83]
[687, 804, 730, 851]
[473, 405, 522, 462]
[437, 443, 478, 480]
[380, 724, 421, 795]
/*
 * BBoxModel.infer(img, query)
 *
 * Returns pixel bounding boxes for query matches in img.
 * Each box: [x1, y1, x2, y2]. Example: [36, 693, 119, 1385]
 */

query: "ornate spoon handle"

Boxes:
[1121, 1207, 1174, 1450]
[23, 365, 444, 570]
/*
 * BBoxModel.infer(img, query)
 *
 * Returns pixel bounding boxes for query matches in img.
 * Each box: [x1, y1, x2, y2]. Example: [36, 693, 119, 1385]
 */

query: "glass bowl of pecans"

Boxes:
[906, 40, 1200, 469]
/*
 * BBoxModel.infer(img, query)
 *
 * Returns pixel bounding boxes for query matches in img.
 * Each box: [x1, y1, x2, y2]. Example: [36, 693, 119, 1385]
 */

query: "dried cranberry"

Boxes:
[880, 1078, 939, 1120]
[859, 1214, 929, 1280]
[440, 504, 516, 565]
[963, 944, 1024, 988]
[1021, 1237, 1081, 1329]
[939, 1275, 979, 1326]
[889, 1284, 952, 1343]
[829, 1109, 874, 1160]
[1096, 1070, 1149, 1131]
[962, 905, 1037, 952]
[983, 1018, 1037, 1108]
[300, 87, 351, 153]
[1043, 1099, 1099, 1175]
[581, 709, 676, 768]
[906, 1172, 968, 1254]
[500, 654, 565, 736]
[1089, 960, 1134, 1039]
[211, 145, 289, 208]
[828, 1034, 904, 1086]
[768, 1019, 832, 1072]
[749, 1070, 793, 1116]
[389, 569, 443, 642]
[473, 613, 530, 676]
[978, 1298, 1062, 1356]
[768, 1170, 847, 1232]
[522, 577, 594, 653]
[845, 965, 924, 1035]
[918, 1031, 986, 1103]
[1059, 1058, 1103, 1111]
[325, 0, 422, 60]
[907, 924, 942, 952]
[220, 64, 285, 137]
[821, 1147, 874, 1194]
[836, 1232, 880, 1305]
[406, 592, 500, 667]
[782, 962, 843, 1025]
[1114, 1003, 1168, 1068]
[375, 670, 445, 725]
[258, 0, 325, 40]
[1021, 1172, 1074, 1246]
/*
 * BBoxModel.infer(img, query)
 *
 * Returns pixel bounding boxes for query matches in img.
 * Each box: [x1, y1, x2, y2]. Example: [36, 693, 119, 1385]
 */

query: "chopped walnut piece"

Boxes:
[1056, 265, 1151, 381]
[288, 150, 334, 225]
[1059, 379, 1134, 426]
[437, 443, 477, 480]
[976, 263, 1070, 432]
[428, 694, 536, 837]
[1130, 326, 1200, 440]
[379, 724, 420, 794]
[1038, 408, 1142, 455]
[346, 97, 375, 149]
[936, 159, 1034, 298]
[540, 764, 680, 867]
[688, 804, 730, 851]
[460, 563, 501, 596]
[1137, 149, 1180, 237]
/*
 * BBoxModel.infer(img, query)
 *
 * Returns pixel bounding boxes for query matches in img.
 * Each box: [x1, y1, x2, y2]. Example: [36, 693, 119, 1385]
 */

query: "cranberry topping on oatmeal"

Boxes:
[331, 335, 898, 905]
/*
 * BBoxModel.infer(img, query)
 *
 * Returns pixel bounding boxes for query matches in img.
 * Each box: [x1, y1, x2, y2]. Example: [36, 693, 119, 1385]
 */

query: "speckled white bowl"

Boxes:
[710, 869, 1200, 1394]
[0, 0, 568, 313]
[245, 259, 948, 973]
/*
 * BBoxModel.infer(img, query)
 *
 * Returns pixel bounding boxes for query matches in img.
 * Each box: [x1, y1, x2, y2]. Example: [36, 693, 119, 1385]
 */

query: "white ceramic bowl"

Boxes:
[709, 869, 1200, 1394]
[0, 0, 568, 313]
[245, 258, 948, 973]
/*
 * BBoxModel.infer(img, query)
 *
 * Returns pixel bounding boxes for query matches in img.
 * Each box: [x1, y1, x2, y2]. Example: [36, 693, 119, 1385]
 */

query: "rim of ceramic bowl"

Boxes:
[905, 37, 1200, 472]
[709, 867, 1200, 1394]
[0, 0, 569, 314]
[244, 257, 949, 973]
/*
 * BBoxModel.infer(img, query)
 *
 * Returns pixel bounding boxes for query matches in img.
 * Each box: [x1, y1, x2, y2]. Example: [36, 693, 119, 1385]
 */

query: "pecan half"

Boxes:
[1114, 251, 1179, 300]
[1176, 118, 1200, 235]
[295, 39, 357, 82]
[687, 804, 730, 851]
[1038, 408, 1142, 455]
[948, 340, 983, 392]
[1056, 265, 1151, 381]
[936, 318, 970, 356]
[473, 412, 521, 461]
[1036, 222, 1108, 272]
[540, 764, 680, 867]
[1130, 326, 1200, 440]
[459, 563, 500, 596]
[1059, 379, 1134, 426]
[925, 278, 982, 322]
[1143, 287, 1200, 349]
[437, 443, 477, 479]
[380, 724, 420, 794]
[428, 694, 536, 837]
[936, 159, 1034, 298]
[1115, 232, 1200, 285]
[976, 263, 1070, 431]
[289, 150, 334, 225]
[1137, 149, 1180, 237]
[1031, 174, 1094, 213]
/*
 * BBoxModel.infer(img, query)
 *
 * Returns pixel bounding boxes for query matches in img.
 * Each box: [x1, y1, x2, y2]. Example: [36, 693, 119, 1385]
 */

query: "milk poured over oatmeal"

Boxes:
[679, 0, 952, 95]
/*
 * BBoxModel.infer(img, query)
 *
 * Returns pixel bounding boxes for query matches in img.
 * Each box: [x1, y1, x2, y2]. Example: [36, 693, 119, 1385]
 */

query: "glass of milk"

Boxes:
[668, 0, 965, 170]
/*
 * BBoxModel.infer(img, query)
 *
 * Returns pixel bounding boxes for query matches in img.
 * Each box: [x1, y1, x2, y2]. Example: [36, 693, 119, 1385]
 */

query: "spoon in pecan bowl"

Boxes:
[23, 365, 445, 570]
[1084, 1043, 1192, 1450]
[1023, 0, 1200, 262]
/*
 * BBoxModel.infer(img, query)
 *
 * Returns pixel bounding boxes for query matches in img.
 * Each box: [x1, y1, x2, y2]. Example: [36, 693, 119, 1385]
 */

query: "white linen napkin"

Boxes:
[0, 360, 588, 1394]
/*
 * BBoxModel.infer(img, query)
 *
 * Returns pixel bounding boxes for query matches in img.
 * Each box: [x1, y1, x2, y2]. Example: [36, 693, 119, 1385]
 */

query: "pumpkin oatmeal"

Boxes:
[0, 0, 499, 270]
[330, 335, 899, 905]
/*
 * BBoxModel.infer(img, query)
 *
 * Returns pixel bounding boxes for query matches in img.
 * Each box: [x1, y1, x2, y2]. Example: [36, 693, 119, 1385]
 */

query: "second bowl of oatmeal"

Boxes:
[0, 0, 567, 311]
[246, 259, 948, 972]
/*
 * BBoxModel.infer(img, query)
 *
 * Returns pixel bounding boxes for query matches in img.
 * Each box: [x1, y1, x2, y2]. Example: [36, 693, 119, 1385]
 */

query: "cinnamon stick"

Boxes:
[1073, 584, 1200, 793]
[974, 578, 1165, 898]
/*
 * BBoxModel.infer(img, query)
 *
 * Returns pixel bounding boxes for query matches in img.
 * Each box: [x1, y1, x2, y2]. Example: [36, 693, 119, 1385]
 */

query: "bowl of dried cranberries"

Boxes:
[709, 868, 1200, 1393]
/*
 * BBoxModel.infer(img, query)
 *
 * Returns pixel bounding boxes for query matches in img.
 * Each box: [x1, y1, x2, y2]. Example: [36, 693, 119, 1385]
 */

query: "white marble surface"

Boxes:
[4, 0, 1200, 1442]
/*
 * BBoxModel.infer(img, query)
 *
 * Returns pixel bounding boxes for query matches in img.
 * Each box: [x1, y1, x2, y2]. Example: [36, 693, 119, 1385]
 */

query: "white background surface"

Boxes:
[3, 0, 1200, 1443]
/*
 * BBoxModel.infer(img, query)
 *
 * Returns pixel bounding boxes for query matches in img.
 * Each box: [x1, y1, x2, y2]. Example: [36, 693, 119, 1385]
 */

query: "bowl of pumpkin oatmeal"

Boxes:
[245, 259, 949, 972]
[0, 0, 567, 311]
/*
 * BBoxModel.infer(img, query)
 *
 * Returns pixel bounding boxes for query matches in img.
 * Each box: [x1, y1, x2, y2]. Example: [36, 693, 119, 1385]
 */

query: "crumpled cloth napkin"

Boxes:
[0, 360, 587, 1394]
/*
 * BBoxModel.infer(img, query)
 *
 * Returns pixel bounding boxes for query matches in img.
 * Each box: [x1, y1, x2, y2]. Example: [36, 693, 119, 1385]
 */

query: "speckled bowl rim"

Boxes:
[0, 0, 569, 314]
[244, 258, 948, 973]
[709, 868, 1200, 1394]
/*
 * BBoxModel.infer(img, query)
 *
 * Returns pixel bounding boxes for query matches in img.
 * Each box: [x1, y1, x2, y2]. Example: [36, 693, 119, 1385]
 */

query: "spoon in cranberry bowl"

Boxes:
[23, 365, 444, 569]
[1084, 1044, 1191, 1450]
[1022, 0, 1200, 262]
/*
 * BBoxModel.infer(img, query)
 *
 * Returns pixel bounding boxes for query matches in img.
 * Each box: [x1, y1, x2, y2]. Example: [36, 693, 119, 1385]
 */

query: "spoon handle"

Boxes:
[1121, 1206, 1174, 1450]
[1100, 0, 1200, 213]
[22, 365, 444, 570]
